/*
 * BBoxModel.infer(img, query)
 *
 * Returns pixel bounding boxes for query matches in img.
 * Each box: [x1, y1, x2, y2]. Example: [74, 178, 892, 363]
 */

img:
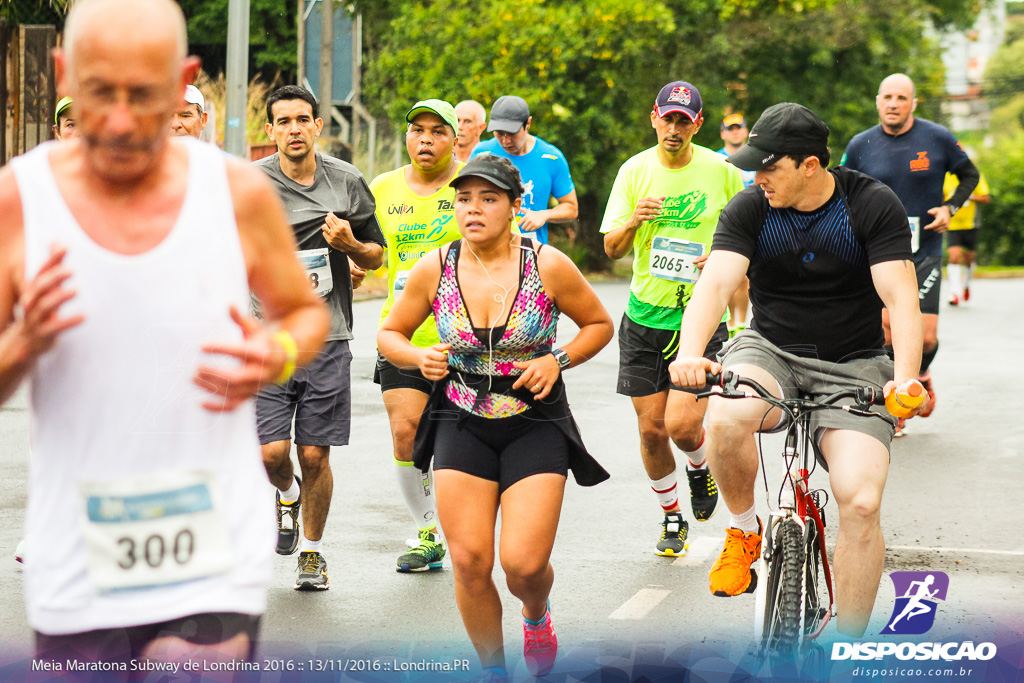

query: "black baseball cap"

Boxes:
[728, 103, 830, 171]
[486, 95, 530, 133]
[449, 156, 522, 197]
[653, 81, 702, 121]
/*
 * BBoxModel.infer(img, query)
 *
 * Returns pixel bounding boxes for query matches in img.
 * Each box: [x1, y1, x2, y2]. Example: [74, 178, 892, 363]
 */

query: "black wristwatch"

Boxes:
[552, 348, 571, 371]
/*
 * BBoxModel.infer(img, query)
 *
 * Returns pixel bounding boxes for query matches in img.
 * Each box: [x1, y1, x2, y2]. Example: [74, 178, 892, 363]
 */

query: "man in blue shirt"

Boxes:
[843, 73, 979, 429]
[716, 113, 756, 188]
[470, 95, 577, 244]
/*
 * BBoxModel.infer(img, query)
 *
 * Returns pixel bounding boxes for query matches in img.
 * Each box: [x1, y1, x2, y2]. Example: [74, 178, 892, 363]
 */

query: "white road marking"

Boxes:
[889, 545, 1024, 557]
[609, 588, 672, 620]
[672, 536, 724, 565]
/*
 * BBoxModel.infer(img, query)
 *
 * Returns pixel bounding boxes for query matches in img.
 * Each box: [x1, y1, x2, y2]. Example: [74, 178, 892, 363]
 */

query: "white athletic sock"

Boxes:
[395, 458, 439, 532]
[729, 505, 759, 534]
[947, 264, 963, 298]
[966, 262, 975, 288]
[300, 537, 323, 554]
[684, 428, 708, 470]
[650, 472, 679, 512]
[279, 477, 300, 505]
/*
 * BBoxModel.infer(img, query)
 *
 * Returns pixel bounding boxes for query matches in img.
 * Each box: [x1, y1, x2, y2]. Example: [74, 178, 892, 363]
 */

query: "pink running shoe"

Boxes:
[523, 604, 557, 676]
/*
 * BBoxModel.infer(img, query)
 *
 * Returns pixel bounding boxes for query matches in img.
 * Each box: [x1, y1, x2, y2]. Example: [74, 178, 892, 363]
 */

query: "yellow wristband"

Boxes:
[272, 330, 298, 384]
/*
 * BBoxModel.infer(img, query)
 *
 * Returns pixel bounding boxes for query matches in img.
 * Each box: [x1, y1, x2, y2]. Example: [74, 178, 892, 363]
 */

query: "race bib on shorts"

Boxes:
[908, 217, 920, 254]
[80, 471, 232, 592]
[393, 270, 409, 300]
[649, 236, 704, 284]
[296, 248, 334, 297]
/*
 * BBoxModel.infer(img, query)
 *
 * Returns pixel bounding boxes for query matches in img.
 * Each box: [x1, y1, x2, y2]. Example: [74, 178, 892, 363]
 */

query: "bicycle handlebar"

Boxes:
[701, 370, 886, 416]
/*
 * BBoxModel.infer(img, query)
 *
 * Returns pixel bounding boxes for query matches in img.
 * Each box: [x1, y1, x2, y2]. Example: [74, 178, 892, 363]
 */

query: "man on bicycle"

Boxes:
[669, 103, 927, 637]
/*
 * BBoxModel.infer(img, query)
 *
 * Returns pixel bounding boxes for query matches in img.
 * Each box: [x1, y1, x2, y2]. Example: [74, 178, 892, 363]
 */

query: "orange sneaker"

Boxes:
[709, 519, 763, 597]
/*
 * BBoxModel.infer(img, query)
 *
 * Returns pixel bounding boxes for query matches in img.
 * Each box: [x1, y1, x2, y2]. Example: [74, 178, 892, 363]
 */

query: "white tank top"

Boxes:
[13, 139, 273, 635]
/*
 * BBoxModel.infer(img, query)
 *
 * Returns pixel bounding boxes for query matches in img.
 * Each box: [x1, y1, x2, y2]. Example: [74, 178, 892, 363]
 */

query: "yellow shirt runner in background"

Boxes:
[370, 163, 464, 347]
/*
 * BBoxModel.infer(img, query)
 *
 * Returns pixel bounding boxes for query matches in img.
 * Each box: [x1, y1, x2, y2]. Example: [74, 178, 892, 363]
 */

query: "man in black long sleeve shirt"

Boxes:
[842, 73, 978, 428]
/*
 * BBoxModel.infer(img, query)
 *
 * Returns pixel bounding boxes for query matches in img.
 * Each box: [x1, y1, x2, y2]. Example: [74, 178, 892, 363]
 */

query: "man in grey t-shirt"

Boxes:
[254, 85, 385, 591]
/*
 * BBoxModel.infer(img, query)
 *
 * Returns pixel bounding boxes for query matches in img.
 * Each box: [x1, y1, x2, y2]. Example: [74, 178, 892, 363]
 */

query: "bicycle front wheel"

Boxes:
[757, 518, 804, 658]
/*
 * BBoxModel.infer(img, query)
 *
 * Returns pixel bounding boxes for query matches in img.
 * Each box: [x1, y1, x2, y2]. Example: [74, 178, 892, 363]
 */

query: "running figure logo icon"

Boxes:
[881, 571, 949, 635]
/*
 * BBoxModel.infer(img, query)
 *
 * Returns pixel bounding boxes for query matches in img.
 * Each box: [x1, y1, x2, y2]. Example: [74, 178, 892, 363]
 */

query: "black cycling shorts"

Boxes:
[432, 400, 569, 494]
[373, 352, 433, 394]
[946, 229, 978, 251]
[914, 255, 942, 316]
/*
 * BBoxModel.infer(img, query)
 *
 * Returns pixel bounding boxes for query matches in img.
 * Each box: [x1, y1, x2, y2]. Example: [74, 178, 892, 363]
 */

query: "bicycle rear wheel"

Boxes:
[756, 518, 804, 658]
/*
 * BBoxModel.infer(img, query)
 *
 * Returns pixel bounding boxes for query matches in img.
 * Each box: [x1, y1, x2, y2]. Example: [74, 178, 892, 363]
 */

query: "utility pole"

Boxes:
[318, 0, 334, 144]
[225, 0, 250, 158]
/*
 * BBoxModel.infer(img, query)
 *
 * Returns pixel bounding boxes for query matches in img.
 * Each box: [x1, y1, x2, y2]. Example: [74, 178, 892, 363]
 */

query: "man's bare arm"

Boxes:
[871, 259, 922, 384]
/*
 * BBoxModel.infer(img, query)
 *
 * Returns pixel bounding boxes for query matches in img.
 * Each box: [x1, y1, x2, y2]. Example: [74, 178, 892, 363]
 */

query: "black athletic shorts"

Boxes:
[373, 352, 433, 394]
[946, 229, 978, 251]
[914, 254, 943, 316]
[256, 340, 352, 446]
[35, 612, 261, 669]
[616, 313, 730, 397]
[432, 399, 569, 494]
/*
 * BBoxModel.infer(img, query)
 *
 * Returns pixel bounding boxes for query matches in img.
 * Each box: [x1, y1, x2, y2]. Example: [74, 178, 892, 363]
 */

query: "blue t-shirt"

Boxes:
[716, 147, 756, 188]
[841, 119, 970, 259]
[470, 135, 575, 244]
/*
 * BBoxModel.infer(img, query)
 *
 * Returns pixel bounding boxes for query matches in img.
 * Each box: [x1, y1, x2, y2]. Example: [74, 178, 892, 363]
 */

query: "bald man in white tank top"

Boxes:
[0, 0, 328, 669]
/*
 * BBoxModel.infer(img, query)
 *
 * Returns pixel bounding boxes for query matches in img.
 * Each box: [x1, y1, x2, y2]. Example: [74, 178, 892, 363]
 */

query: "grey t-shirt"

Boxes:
[255, 152, 385, 341]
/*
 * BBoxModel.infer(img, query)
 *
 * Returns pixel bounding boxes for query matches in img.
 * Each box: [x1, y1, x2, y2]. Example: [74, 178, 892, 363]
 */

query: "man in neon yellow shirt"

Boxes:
[944, 171, 990, 306]
[602, 81, 743, 556]
[370, 99, 463, 572]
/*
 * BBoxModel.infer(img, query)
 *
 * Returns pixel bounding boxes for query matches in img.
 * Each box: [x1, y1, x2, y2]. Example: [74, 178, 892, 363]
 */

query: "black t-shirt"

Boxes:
[712, 167, 912, 362]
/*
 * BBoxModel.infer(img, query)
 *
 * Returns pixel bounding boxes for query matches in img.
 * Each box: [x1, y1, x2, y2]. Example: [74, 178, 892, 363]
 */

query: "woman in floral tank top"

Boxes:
[379, 156, 613, 681]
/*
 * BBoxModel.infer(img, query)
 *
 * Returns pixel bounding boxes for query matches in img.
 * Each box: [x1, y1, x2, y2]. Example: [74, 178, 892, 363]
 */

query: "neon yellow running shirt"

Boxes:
[370, 163, 464, 347]
[601, 145, 743, 330]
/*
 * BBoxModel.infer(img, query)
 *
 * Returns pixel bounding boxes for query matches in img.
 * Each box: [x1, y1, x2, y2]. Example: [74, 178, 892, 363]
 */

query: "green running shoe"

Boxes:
[397, 529, 446, 573]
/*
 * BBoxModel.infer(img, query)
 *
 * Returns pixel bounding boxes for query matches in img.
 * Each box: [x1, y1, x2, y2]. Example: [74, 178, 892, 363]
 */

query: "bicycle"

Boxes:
[695, 370, 889, 664]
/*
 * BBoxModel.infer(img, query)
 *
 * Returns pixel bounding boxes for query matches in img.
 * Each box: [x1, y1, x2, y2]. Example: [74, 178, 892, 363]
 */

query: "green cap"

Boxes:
[405, 99, 458, 134]
[55, 96, 73, 125]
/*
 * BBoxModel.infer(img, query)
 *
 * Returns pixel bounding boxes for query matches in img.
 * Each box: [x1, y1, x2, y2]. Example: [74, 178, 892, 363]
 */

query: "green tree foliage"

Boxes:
[0, 0, 65, 25]
[366, 0, 677, 270]
[978, 17, 1024, 264]
[667, 0, 947, 153]
[365, 0, 966, 270]
[177, 0, 297, 81]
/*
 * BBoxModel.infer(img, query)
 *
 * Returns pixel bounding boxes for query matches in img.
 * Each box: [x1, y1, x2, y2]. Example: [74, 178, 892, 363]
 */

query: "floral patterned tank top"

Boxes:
[433, 238, 559, 418]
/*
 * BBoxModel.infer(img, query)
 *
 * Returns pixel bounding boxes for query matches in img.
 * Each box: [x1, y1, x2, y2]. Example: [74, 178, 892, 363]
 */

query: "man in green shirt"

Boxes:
[602, 81, 744, 556]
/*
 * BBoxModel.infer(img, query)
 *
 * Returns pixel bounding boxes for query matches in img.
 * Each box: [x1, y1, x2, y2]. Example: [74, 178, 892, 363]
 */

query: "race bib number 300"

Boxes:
[908, 216, 920, 254]
[649, 236, 705, 284]
[297, 248, 334, 297]
[80, 471, 232, 592]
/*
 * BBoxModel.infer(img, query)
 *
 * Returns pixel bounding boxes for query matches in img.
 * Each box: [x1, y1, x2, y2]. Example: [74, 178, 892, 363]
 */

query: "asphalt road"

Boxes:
[0, 278, 1021, 682]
